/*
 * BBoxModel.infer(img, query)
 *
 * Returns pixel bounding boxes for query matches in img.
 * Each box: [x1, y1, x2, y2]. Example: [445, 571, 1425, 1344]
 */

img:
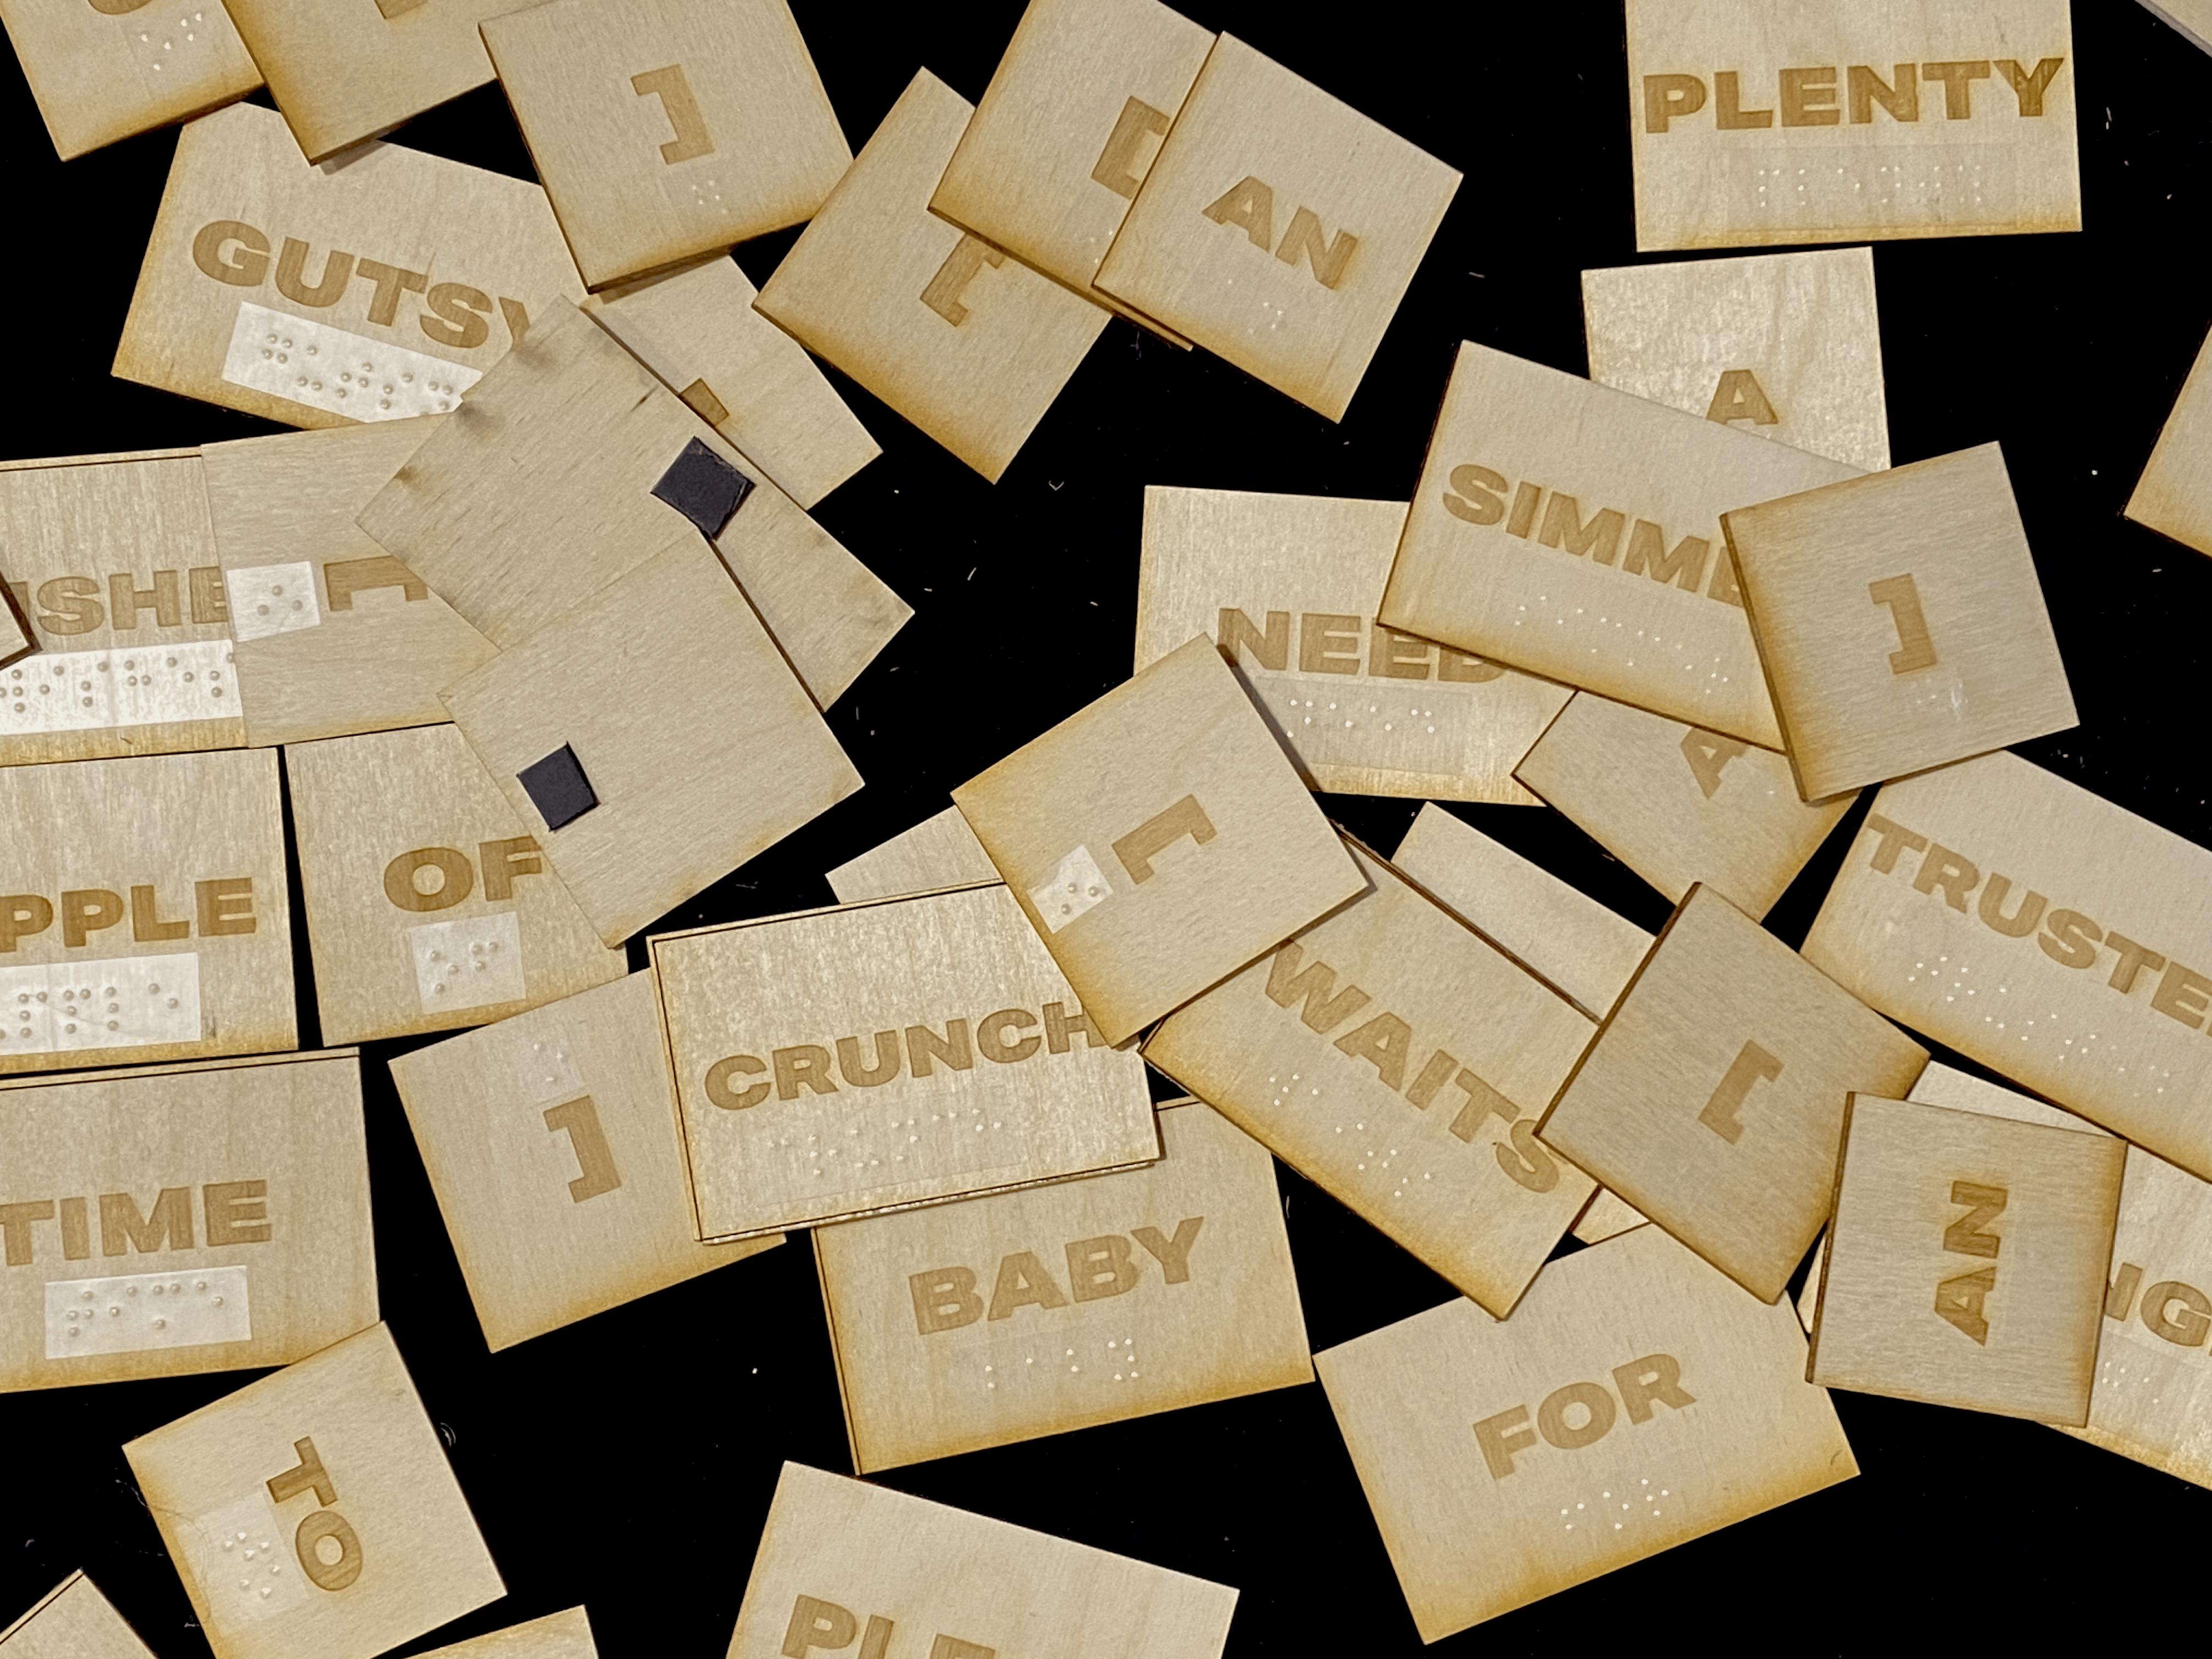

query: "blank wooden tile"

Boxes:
[2126, 323, 2212, 558]
[1725, 444, 2076, 800]
[1378, 341, 1860, 749]
[825, 805, 1000, 905]
[817, 1099, 1308, 1472]
[1515, 692, 1857, 918]
[1625, 0, 2080, 251]
[1315, 1224, 1854, 1642]
[1095, 35, 1459, 420]
[114, 104, 585, 430]
[482, 0, 849, 290]
[725, 1463, 1237, 1658]
[390, 972, 780, 1351]
[1, 1572, 155, 1657]
[584, 255, 879, 509]
[653, 882, 1160, 1241]
[124, 1322, 504, 1659]
[0, 749, 295, 1076]
[1809, 1095, 2123, 1424]
[1146, 838, 1598, 1317]
[2141, 0, 2212, 54]
[1136, 486, 1568, 804]
[951, 635, 1366, 1046]
[753, 70, 1111, 483]
[1581, 247, 1889, 471]
[442, 543, 862, 946]
[0, 0, 258, 160]
[415, 1609, 596, 1658]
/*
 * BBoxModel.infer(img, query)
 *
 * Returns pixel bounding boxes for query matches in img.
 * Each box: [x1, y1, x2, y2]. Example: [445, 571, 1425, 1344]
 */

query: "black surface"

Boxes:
[652, 436, 757, 543]
[3, 1, 2211, 1655]
[516, 743, 599, 834]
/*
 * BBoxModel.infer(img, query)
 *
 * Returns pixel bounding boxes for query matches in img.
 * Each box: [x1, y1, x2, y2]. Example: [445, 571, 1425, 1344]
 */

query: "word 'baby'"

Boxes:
[907, 1218, 1204, 1332]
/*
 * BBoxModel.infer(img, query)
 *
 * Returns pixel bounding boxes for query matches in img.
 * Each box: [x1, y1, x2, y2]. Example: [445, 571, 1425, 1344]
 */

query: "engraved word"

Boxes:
[1090, 95, 1171, 200]
[921, 235, 1005, 327]
[1707, 368, 1778, 428]
[4, 568, 225, 642]
[705, 1001, 1102, 1110]
[1680, 728, 1750, 798]
[1473, 1352, 1696, 1478]
[1643, 59, 2068, 133]
[1935, 1179, 2006, 1344]
[1217, 609, 1505, 684]
[381, 840, 543, 915]
[907, 1217, 1204, 1333]
[782, 1595, 992, 1659]
[1697, 1040, 1782, 1143]
[1201, 177, 1357, 289]
[632, 65, 714, 164]
[1438, 464, 1745, 609]
[1868, 574, 1937, 674]
[2104, 1262, 2212, 1350]
[266, 1437, 363, 1593]
[543, 1096, 621, 1204]
[1, 1181, 270, 1266]
[1, 879, 256, 952]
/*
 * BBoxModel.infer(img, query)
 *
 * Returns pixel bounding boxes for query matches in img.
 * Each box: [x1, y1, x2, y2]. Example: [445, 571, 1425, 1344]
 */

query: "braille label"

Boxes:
[0, 641, 235, 735]
[44, 1265, 251, 1359]
[224, 563, 323, 644]
[408, 913, 526, 1014]
[221, 302, 480, 422]
[0, 953, 202, 1056]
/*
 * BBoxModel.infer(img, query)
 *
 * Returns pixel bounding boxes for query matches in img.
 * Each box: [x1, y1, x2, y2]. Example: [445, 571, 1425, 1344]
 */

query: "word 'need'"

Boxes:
[1217, 610, 1506, 684]
[2, 879, 256, 952]
[1936, 1180, 2006, 1345]
[1, 1182, 271, 1266]
[1474, 1353, 1696, 1479]
[907, 1217, 1204, 1333]
[193, 221, 532, 353]
[1644, 59, 2066, 133]
[266, 1436, 362, 1594]
[705, 1001, 1103, 1109]
[1440, 465, 1745, 610]
[5, 570, 225, 641]
[783, 1596, 992, 1659]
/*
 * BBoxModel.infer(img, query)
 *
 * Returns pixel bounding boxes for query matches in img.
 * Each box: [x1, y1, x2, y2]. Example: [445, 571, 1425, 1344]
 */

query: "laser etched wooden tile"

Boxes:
[390, 972, 780, 1351]
[1, 1572, 155, 1657]
[928, 0, 1214, 329]
[2126, 324, 2212, 560]
[1808, 1094, 2123, 1424]
[0, 587, 28, 673]
[1135, 486, 1568, 804]
[1094, 34, 1459, 420]
[754, 70, 1111, 483]
[1515, 692, 1856, 918]
[1571, 1190, 1650, 1246]
[357, 303, 909, 706]
[0, 0, 258, 160]
[0, 749, 294, 1076]
[817, 1098, 1308, 1472]
[123, 1322, 504, 1659]
[725, 1463, 1237, 1659]
[1581, 246, 1889, 471]
[2141, 0, 2212, 53]
[482, 0, 849, 290]
[443, 543, 862, 946]
[584, 255, 879, 510]
[1146, 839, 1598, 1318]
[113, 103, 585, 429]
[286, 724, 627, 1045]
[1378, 341, 1860, 749]
[1315, 1223, 1854, 1642]
[825, 806, 1000, 905]
[654, 882, 1160, 1242]
[951, 635, 1366, 1046]
[1624, 0, 2080, 251]
[1724, 444, 2075, 800]
[415, 1607, 597, 1658]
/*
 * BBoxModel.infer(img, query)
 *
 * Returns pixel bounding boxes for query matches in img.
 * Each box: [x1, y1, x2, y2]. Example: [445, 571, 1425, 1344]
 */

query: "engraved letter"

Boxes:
[1943, 1181, 2007, 1257]
[1779, 67, 1840, 126]
[1113, 794, 1216, 884]
[1849, 63, 1919, 123]
[1612, 1353, 1696, 1423]
[837, 1031, 904, 1086]
[1335, 1013, 1413, 1090]
[267, 1437, 337, 1507]
[0, 1201, 53, 1266]
[294, 1509, 363, 1592]
[383, 848, 473, 913]
[1699, 1040, 1783, 1144]
[1443, 464, 1508, 526]
[1680, 729, 1749, 798]
[1276, 207, 1357, 289]
[478, 837, 542, 902]
[1538, 494, 1627, 566]
[132, 884, 189, 943]
[1706, 368, 1780, 426]
[543, 1097, 622, 1203]
[323, 555, 428, 611]
[1066, 1234, 1140, 1301]
[1869, 574, 1937, 673]
[1090, 96, 1171, 199]
[706, 1055, 770, 1110]
[1132, 1217, 1205, 1283]
[1217, 608, 1291, 671]
[1472, 1404, 1539, 1477]
[909, 1267, 984, 1334]
[921, 235, 1006, 326]
[2142, 1280, 2212, 1347]
[632, 65, 715, 163]
[0, 896, 52, 952]
[59, 889, 124, 949]
[274, 239, 357, 308]
[783, 1596, 857, 1658]
[1201, 176, 1274, 247]
[204, 1181, 272, 1246]
[1934, 1265, 1995, 1344]
[1921, 60, 1992, 119]
[99, 1188, 193, 1255]
[1714, 70, 1774, 128]
[1642, 74, 1706, 132]
[1537, 1380, 1617, 1449]
[987, 1251, 1069, 1320]
[1996, 58, 2066, 117]
[191, 220, 269, 286]
[1263, 941, 1371, 1033]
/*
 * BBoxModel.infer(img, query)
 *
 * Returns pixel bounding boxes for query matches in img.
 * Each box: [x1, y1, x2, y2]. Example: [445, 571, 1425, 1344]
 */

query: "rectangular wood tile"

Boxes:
[0, 0, 257, 160]
[2140, 0, 2212, 54]
[415, 1609, 597, 1658]
[1571, 1188, 1650, 1245]
[825, 805, 1001, 905]
[2125, 321, 2212, 558]
[0, 583, 29, 672]
[1, 1572, 155, 1656]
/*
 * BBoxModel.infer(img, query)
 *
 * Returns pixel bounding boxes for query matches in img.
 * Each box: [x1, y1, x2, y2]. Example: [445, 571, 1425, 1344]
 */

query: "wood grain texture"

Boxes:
[0, 748, 296, 1075]
[201, 420, 498, 747]
[1144, 838, 1598, 1318]
[284, 724, 628, 1044]
[1581, 246, 1889, 471]
[481, 0, 849, 289]
[442, 543, 863, 946]
[1725, 443, 2076, 800]
[653, 882, 1161, 1241]
[391, 972, 778, 1352]
[1378, 341, 1860, 747]
[122, 1322, 504, 1659]
[584, 255, 879, 509]
[1808, 1094, 2123, 1425]
[1314, 1223, 1855, 1643]
[1539, 884, 1927, 1302]
[2139, 0, 2212, 54]
[725, 1462, 1237, 1658]
[2125, 321, 2212, 557]
[0, 0, 258, 160]
[1094, 34, 1459, 421]
[1570, 1188, 1650, 1245]
[0, 582, 29, 670]
[414, 1608, 597, 1658]
[1135, 486, 1567, 804]
[1624, 0, 2081, 251]
[1514, 691, 1857, 919]
[816, 1099, 1310, 1472]
[752, 70, 1111, 483]
[951, 634, 1367, 1046]
[825, 804, 1000, 904]
[0, 1572, 155, 1656]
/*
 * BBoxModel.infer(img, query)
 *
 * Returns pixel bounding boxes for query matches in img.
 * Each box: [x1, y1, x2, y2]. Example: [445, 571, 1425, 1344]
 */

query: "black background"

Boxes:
[3, 0, 2210, 1652]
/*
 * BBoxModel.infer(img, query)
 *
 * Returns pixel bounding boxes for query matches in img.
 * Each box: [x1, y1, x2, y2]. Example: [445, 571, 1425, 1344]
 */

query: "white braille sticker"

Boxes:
[221, 302, 482, 422]
[45, 1266, 251, 1359]
[0, 641, 235, 736]
[0, 953, 202, 1057]
[409, 911, 527, 1013]
[224, 562, 323, 643]
[186, 1489, 308, 1624]
[1027, 845, 1112, 934]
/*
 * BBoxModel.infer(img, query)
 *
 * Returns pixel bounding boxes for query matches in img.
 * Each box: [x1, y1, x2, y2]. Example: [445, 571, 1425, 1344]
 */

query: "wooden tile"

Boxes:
[202, 420, 498, 748]
[1581, 247, 1889, 471]
[584, 255, 879, 510]
[0, 0, 258, 160]
[825, 805, 1000, 905]
[1725, 444, 2076, 800]
[753, 70, 1111, 483]
[390, 972, 780, 1351]
[1540, 884, 1926, 1301]
[653, 882, 1161, 1242]
[1135, 486, 1568, 804]
[442, 543, 862, 946]
[1094, 35, 1459, 421]
[0, 584, 29, 672]
[2140, 0, 2212, 55]
[951, 635, 1366, 1046]
[482, 0, 849, 290]
[415, 1608, 596, 1658]
[725, 1462, 1237, 1658]
[1314, 1223, 1854, 1641]
[1808, 1094, 2123, 1424]
[1571, 1188, 1650, 1245]
[123, 1322, 504, 1659]
[0, 749, 295, 1076]
[285, 724, 628, 1045]
[1624, 0, 2080, 251]
[357, 303, 909, 707]
[1514, 692, 1857, 918]
[1, 1572, 155, 1657]
[1377, 341, 1860, 748]
[2125, 323, 2212, 558]
[1145, 838, 1598, 1317]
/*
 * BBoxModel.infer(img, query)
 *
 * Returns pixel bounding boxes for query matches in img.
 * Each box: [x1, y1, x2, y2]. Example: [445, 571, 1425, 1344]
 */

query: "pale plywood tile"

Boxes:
[1570, 1187, 1650, 1244]
[2140, 0, 2212, 54]
[0, 1572, 155, 1656]
[0, 585, 29, 670]
[414, 1609, 596, 1658]
[825, 805, 1000, 905]
[2126, 323, 2212, 558]
[0, 0, 257, 159]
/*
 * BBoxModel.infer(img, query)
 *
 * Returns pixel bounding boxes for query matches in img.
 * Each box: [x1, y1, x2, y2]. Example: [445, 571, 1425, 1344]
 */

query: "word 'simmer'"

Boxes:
[706, 1001, 1104, 1109]
[1, 1182, 272, 1265]
[783, 1595, 993, 1659]
[1474, 1353, 1695, 1478]
[1217, 609, 1506, 684]
[907, 1217, 1204, 1333]
[1643, 59, 2067, 133]
[192, 220, 533, 352]
[1438, 465, 1743, 610]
